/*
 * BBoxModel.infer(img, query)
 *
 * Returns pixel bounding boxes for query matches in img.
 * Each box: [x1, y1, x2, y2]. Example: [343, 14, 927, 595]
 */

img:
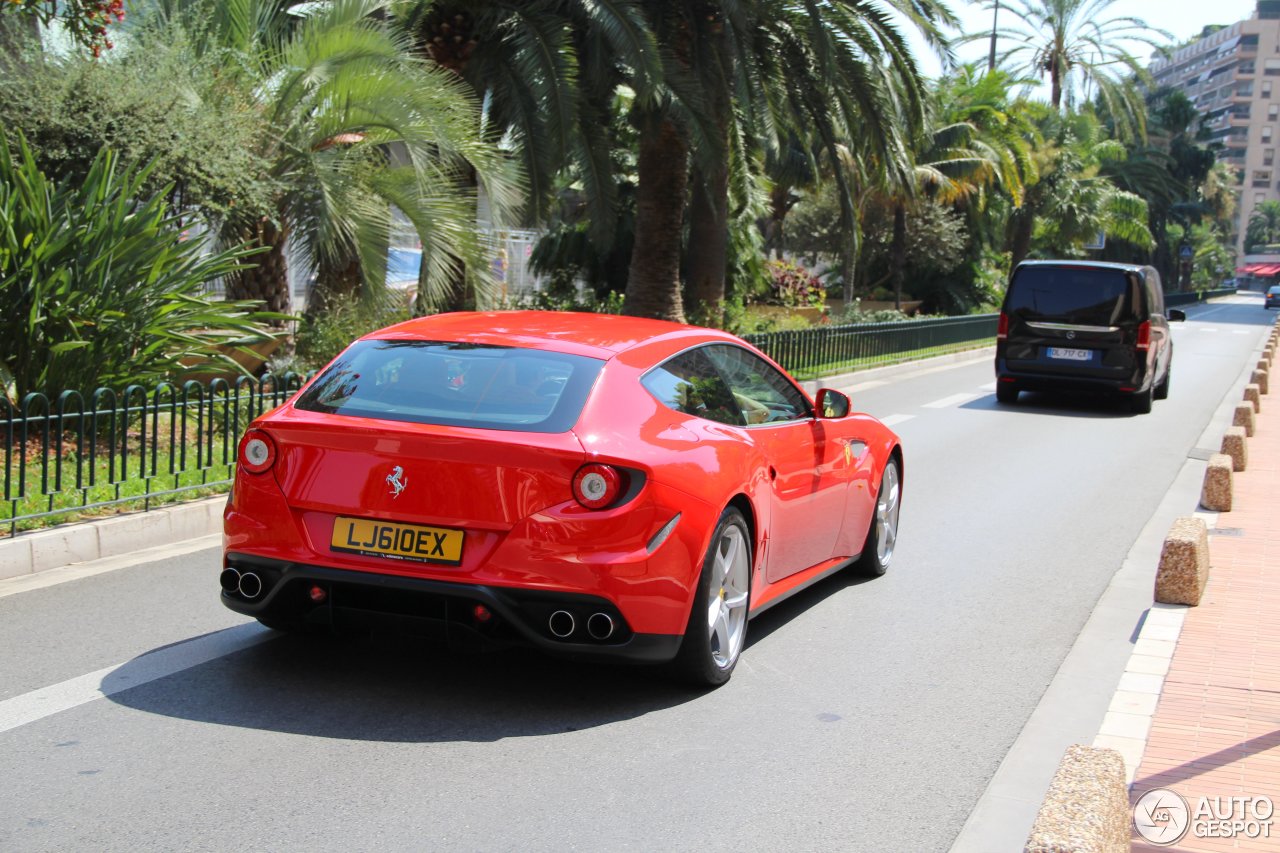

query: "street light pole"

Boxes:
[988, 0, 1000, 72]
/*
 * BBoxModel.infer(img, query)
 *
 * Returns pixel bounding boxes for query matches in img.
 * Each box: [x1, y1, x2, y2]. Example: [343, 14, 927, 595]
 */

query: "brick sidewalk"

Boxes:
[1130, 336, 1280, 850]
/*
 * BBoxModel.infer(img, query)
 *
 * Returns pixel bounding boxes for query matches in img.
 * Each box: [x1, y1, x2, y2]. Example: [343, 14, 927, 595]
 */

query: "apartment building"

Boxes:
[1149, 1, 1280, 257]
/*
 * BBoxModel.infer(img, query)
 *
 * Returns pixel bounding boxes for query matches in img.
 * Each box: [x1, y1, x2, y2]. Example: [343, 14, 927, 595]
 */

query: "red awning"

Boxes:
[1239, 263, 1280, 275]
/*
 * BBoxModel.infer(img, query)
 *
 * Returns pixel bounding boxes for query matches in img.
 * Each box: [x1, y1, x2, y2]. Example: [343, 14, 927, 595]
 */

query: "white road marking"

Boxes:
[1233, 329, 1251, 335]
[0, 622, 271, 735]
[0, 534, 222, 599]
[922, 393, 978, 409]
[880, 414, 916, 427]
[978, 382, 997, 392]
[845, 379, 888, 393]
[1199, 327, 1219, 333]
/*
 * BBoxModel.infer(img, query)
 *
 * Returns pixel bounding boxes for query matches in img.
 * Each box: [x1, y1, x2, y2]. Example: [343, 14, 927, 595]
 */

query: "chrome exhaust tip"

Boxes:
[586, 612, 615, 641]
[548, 610, 576, 639]
[238, 571, 263, 600]
[219, 568, 241, 593]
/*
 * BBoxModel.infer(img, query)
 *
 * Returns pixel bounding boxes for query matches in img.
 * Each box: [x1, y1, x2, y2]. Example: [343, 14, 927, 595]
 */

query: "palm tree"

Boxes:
[968, 0, 1169, 136]
[1007, 109, 1153, 266]
[622, 0, 952, 323]
[149, 0, 519, 315]
[1246, 201, 1280, 252]
[398, 0, 658, 311]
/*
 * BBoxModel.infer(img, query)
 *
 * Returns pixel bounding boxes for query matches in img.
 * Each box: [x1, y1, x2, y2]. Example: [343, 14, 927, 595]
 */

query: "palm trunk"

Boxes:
[623, 114, 687, 322]
[226, 217, 291, 319]
[685, 161, 729, 325]
[891, 203, 906, 311]
[1008, 206, 1034, 270]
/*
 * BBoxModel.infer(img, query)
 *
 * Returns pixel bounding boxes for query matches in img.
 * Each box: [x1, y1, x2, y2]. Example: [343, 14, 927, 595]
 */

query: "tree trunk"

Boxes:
[623, 114, 688, 322]
[306, 252, 363, 321]
[685, 160, 729, 325]
[226, 217, 291, 320]
[890, 204, 907, 311]
[1008, 206, 1034, 270]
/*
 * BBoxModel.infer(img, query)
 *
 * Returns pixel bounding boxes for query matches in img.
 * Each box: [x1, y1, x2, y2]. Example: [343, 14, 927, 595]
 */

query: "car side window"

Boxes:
[704, 345, 810, 425]
[641, 349, 746, 426]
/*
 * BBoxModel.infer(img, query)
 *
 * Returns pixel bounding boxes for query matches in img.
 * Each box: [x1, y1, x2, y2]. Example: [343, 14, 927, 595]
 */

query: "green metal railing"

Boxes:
[3, 373, 308, 535]
[744, 314, 999, 379]
[1165, 286, 1237, 307]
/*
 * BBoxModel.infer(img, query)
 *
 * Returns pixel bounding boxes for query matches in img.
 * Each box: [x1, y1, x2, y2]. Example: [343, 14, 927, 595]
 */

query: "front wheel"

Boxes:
[856, 458, 901, 577]
[669, 507, 752, 687]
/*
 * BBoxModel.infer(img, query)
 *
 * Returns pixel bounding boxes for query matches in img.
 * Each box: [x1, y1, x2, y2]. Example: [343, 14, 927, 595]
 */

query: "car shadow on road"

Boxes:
[962, 391, 1140, 419]
[105, 565, 877, 743]
[105, 627, 707, 743]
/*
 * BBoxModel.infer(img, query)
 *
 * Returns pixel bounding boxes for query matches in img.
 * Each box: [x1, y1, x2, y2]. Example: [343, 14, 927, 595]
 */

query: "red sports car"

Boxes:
[221, 312, 903, 685]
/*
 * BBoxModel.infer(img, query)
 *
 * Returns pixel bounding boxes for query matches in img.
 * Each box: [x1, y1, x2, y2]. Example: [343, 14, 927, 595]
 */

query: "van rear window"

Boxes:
[294, 340, 604, 433]
[1006, 267, 1137, 326]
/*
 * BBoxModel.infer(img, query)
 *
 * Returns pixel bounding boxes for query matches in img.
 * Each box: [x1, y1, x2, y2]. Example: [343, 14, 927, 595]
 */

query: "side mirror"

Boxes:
[1167, 308, 1187, 322]
[816, 388, 850, 418]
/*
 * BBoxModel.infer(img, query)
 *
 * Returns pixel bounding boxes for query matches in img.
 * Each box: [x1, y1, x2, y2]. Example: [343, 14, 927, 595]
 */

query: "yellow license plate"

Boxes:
[330, 516, 464, 565]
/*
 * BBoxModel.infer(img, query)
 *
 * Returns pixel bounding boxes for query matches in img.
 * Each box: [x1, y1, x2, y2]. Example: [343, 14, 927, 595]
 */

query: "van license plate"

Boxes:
[1047, 347, 1091, 361]
[330, 516, 464, 565]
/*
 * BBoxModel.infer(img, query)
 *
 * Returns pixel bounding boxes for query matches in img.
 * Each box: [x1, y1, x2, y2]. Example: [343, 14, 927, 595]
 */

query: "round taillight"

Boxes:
[239, 429, 275, 474]
[572, 463, 623, 510]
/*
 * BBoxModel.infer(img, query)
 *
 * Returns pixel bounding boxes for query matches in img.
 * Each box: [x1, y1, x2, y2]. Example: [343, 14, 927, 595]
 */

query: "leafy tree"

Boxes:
[0, 132, 278, 397]
[0, 31, 273, 226]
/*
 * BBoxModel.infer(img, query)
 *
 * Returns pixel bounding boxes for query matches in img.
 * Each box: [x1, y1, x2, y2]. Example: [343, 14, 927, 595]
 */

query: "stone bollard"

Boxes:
[1253, 368, 1270, 395]
[1200, 453, 1234, 512]
[1235, 402, 1256, 436]
[1155, 516, 1211, 606]
[1245, 383, 1262, 413]
[1222, 426, 1249, 472]
[1024, 745, 1129, 853]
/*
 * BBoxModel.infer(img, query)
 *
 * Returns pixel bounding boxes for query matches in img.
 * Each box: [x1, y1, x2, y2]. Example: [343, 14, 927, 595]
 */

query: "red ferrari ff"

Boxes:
[222, 312, 903, 685]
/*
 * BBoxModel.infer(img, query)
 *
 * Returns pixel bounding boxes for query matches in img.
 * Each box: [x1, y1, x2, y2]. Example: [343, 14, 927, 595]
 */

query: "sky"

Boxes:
[911, 0, 1264, 82]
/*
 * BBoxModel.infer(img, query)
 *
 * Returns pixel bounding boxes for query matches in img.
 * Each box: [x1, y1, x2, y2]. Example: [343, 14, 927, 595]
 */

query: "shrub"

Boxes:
[762, 259, 826, 308]
[294, 292, 412, 371]
[0, 131, 279, 398]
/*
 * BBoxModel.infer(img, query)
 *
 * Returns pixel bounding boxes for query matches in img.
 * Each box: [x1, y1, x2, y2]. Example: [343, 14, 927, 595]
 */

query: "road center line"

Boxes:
[922, 393, 978, 409]
[880, 414, 915, 427]
[0, 622, 271, 735]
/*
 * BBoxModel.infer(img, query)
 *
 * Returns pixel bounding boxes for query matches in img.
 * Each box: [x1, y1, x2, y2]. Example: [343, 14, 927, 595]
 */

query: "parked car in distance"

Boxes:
[1266, 285, 1280, 309]
[222, 312, 904, 686]
[995, 261, 1186, 414]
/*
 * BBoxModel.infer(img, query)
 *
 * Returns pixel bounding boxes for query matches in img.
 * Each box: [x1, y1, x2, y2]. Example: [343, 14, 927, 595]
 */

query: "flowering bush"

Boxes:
[763, 259, 826, 309]
[4, 0, 125, 56]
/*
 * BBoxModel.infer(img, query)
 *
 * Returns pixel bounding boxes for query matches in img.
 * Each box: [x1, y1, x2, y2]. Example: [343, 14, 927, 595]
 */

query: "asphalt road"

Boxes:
[0, 294, 1272, 852]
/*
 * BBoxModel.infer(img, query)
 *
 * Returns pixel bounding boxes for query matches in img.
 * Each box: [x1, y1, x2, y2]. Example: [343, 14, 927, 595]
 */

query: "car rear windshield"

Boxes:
[293, 339, 604, 433]
[1006, 266, 1140, 326]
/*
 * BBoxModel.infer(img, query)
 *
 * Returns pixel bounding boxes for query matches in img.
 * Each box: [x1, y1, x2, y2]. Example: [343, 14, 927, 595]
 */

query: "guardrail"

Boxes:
[1166, 286, 1237, 307]
[744, 314, 998, 379]
[3, 374, 308, 535]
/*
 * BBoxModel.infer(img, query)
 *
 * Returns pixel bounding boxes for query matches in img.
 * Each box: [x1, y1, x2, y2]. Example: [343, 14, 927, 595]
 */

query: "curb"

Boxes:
[0, 496, 225, 581]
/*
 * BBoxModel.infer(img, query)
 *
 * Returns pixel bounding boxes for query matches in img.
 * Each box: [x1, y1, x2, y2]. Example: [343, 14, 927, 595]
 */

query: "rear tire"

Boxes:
[1131, 386, 1154, 414]
[669, 508, 752, 688]
[1154, 365, 1171, 401]
[995, 384, 1019, 404]
[856, 458, 901, 577]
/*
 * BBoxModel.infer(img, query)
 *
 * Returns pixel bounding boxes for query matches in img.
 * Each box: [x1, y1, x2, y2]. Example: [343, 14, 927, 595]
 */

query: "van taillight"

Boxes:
[1136, 320, 1152, 351]
[997, 312, 1009, 340]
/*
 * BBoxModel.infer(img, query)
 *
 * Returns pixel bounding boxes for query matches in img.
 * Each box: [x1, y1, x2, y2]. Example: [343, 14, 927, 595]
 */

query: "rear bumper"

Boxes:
[996, 357, 1148, 394]
[221, 553, 684, 664]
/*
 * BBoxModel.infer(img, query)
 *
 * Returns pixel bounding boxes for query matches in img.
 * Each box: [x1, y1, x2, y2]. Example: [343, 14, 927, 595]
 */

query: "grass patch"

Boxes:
[785, 339, 995, 381]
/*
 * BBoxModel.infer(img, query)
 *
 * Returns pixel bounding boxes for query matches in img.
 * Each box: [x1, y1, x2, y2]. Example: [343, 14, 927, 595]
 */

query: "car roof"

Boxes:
[366, 311, 738, 360]
[1016, 260, 1147, 273]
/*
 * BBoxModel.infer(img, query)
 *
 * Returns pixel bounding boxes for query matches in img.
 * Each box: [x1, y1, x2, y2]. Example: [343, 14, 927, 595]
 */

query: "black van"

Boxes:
[995, 261, 1186, 413]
